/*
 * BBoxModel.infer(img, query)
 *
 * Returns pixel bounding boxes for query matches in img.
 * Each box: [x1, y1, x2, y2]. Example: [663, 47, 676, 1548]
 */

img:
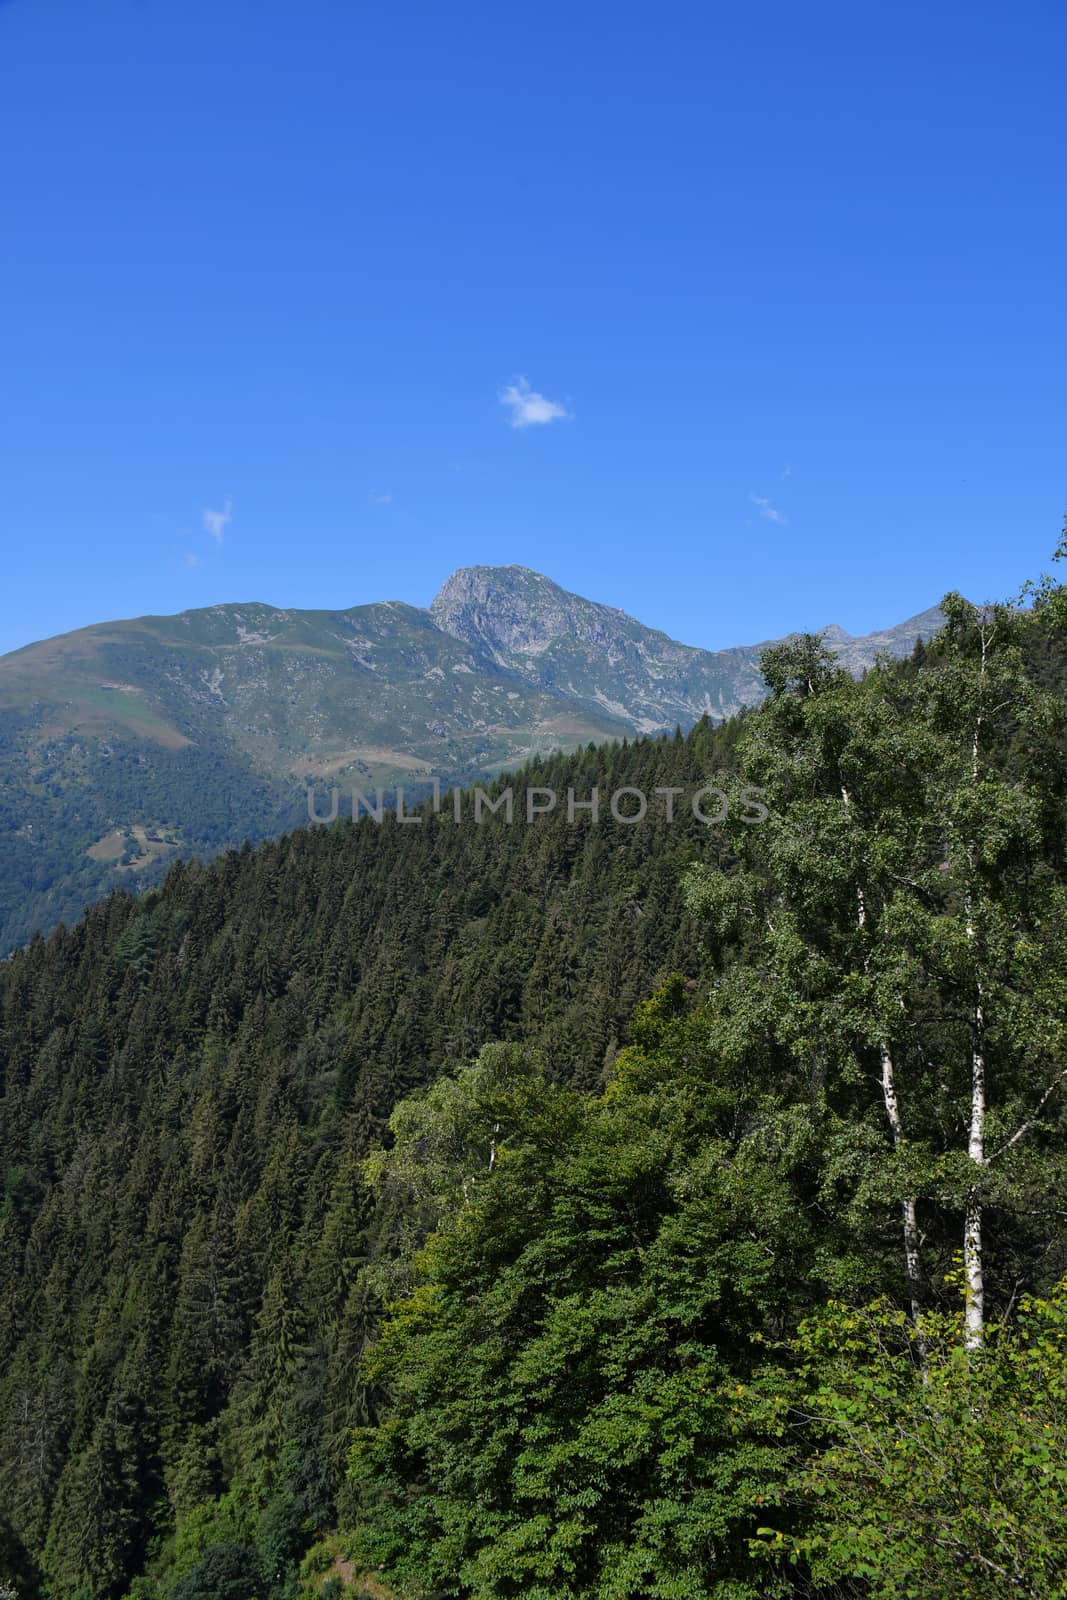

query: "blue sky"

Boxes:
[2, 0, 1065, 656]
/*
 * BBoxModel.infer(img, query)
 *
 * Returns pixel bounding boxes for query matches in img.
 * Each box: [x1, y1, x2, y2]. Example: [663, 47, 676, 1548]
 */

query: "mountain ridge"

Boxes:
[429, 563, 943, 729]
[0, 565, 945, 952]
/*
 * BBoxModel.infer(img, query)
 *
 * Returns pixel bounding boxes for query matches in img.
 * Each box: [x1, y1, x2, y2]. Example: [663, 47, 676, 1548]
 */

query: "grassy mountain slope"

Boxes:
[0, 597, 628, 954]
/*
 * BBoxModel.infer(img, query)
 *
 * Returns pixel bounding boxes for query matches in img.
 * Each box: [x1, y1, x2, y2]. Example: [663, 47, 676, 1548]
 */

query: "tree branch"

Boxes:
[990, 1069, 1067, 1164]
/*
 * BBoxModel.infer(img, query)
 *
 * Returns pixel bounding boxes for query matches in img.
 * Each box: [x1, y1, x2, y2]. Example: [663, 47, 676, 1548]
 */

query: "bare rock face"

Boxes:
[432, 566, 634, 663]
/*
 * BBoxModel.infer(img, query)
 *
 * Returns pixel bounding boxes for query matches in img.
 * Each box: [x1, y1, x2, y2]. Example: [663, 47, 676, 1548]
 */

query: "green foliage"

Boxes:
[347, 999, 842, 1598]
[167, 1486, 260, 1585]
[771, 1284, 1067, 1597]
[169, 1545, 264, 1600]
[683, 595, 1067, 1322]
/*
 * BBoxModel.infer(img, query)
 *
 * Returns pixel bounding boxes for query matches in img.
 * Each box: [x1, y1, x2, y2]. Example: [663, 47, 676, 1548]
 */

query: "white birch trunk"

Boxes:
[964, 994, 986, 1350]
[880, 1038, 925, 1330]
[843, 785, 924, 1329]
[963, 618, 989, 1351]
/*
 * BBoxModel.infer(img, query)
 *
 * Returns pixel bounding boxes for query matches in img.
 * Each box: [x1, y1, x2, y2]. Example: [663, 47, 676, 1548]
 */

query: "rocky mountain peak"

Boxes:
[430, 565, 620, 664]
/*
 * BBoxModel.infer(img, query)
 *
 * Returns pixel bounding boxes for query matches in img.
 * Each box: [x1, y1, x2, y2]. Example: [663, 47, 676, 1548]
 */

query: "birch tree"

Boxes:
[685, 603, 1067, 1345]
[913, 595, 1067, 1347]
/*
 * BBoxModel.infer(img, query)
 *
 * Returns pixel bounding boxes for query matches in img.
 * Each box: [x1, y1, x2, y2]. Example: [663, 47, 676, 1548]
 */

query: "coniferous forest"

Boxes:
[4, 577, 1067, 1600]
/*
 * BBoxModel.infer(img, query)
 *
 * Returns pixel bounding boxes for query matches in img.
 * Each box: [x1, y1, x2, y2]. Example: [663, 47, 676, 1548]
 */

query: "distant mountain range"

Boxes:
[0, 565, 944, 952]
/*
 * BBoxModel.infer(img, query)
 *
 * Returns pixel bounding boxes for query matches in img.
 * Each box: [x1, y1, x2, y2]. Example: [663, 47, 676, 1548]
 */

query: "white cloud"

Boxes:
[781, 463, 793, 479]
[499, 376, 571, 430]
[369, 491, 393, 506]
[203, 495, 233, 542]
[184, 552, 202, 569]
[750, 492, 787, 526]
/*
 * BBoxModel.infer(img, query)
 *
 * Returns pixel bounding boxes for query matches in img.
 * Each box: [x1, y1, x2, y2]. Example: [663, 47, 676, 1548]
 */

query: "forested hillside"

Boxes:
[0, 717, 741, 1599]
[3, 582, 1067, 1600]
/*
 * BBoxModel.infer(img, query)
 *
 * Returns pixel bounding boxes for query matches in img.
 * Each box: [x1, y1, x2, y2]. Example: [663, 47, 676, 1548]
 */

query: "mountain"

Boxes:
[431, 565, 944, 728]
[0, 566, 943, 952]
